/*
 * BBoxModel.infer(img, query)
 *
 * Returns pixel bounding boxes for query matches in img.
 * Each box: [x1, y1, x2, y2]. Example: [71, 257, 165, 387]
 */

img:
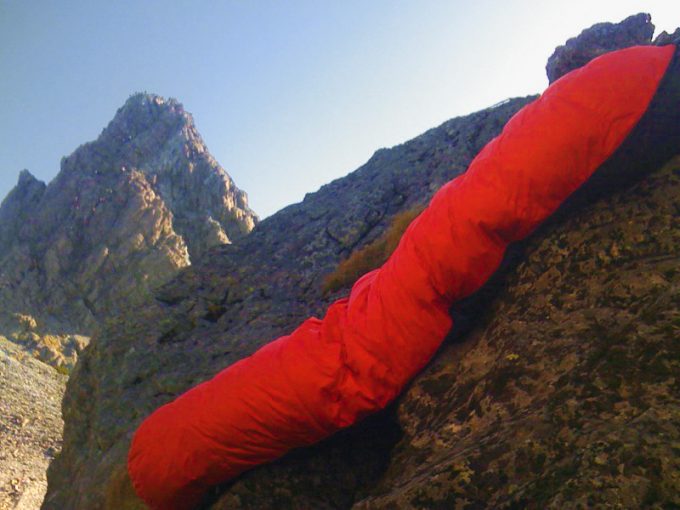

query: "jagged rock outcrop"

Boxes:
[546, 13, 655, 83]
[0, 94, 257, 369]
[654, 27, 680, 46]
[0, 170, 46, 248]
[84, 94, 256, 258]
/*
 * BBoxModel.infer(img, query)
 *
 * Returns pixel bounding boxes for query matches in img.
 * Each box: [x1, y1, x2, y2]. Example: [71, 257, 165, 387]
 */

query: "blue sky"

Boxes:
[1, 1, 679, 218]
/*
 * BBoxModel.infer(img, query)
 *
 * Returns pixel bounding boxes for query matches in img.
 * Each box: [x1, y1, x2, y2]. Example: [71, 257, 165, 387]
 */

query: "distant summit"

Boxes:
[63, 92, 257, 259]
[0, 93, 257, 369]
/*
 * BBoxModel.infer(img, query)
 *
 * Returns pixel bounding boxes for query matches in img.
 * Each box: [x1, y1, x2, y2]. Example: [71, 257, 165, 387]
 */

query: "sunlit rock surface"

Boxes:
[0, 94, 257, 370]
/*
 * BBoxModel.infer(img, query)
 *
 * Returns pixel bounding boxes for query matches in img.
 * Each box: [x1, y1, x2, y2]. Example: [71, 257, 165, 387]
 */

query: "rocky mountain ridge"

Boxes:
[43, 13, 680, 508]
[0, 94, 257, 369]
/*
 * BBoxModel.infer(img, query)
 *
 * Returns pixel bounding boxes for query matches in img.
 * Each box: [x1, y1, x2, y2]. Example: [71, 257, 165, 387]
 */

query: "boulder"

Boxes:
[546, 13, 654, 83]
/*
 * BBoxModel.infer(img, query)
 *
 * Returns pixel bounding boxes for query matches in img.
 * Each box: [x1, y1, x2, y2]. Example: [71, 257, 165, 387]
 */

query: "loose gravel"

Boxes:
[0, 337, 66, 510]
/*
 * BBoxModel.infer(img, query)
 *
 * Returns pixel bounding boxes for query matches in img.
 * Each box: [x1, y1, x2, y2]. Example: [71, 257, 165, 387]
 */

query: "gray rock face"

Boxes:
[0, 170, 46, 248]
[56, 93, 257, 261]
[0, 94, 257, 369]
[654, 27, 680, 46]
[546, 13, 655, 83]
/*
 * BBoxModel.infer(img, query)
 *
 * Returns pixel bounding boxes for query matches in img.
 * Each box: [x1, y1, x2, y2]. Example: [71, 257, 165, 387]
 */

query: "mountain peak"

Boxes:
[53, 92, 258, 261]
[117, 92, 186, 121]
[96, 92, 193, 150]
[0, 169, 46, 248]
[1, 169, 46, 213]
[16, 168, 43, 187]
[0, 92, 258, 364]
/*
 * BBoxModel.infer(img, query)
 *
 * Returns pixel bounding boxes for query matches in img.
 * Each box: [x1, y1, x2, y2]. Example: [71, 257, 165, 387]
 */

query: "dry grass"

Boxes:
[103, 463, 147, 510]
[322, 205, 425, 294]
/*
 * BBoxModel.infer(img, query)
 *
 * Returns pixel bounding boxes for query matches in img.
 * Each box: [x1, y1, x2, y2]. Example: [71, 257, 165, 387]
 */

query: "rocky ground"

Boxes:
[0, 337, 65, 510]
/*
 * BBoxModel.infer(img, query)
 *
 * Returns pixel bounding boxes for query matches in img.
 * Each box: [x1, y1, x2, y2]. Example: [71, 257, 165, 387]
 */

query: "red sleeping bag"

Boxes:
[128, 45, 676, 509]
